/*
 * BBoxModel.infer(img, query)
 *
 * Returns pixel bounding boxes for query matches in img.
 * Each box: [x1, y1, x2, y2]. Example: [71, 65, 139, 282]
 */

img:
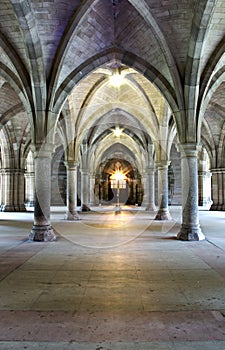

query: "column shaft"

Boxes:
[198, 170, 212, 208]
[210, 169, 225, 210]
[218, 170, 223, 209]
[0, 169, 26, 211]
[29, 149, 56, 241]
[81, 170, 91, 211]
[133, 179, 138, 205]
[144, 168, 156, 211]
[155, 162, 171, 220]
[90, 174, 96, 206]
[177, 145, 205, 241]
[64, 162, 80, 220]
[25, 172, 35, 207]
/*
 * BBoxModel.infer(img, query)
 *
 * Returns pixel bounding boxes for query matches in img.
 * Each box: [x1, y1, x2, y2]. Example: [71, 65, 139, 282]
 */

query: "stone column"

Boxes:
[177, 144, 205, 241]
[210, 169, 225, 210]
[29, 146, 56, 242]
[0, 169, 26, 211]
[198, 149, 212, 208]
[144, 168, 156, 211]
[95, 174, 101, 205]
[81, 169, 91, 211]
[25, 171, 35, 207]
[64, 161, 80, 220]
[142, 172, 148, 207]
[16, 169, 26, 211]
[90, 173, 96, 206]
[133, 178, 138, 205]
[155, 161, 171, 220]
[0, 169, 14, 211]
[198, 170, 212, 208]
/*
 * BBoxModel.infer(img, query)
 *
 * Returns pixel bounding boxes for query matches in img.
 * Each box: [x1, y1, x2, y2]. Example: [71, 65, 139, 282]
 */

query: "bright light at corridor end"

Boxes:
[110, 169, 127, 181]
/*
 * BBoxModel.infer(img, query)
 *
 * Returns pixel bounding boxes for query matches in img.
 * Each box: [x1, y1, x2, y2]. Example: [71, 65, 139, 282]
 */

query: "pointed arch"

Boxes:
[52, 48, 179, 116]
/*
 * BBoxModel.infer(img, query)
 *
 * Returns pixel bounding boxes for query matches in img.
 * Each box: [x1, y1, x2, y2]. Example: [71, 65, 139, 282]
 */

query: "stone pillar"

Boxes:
[90, 173, 96, 206]
[198, 149, 212, 208]
[133, 178, 138, 205]
[210, 169, 225, 210]
[16, 170, 26, 211]
[0, 169, 14, 211]
[198, 170, 212, 208]
[25, 171, 35, 207]
[155, 161, 171, 220]
[95, 174, 101, 205]
[64, 161, 80, 220]
[29, 146, 56, 242]
[144, 168, 156, 211]
[81, 169, 91, 211]
[177, 144, 205, 241]
[138, 177, 143, 205]
[142, 172, 148, 207]
[0, 169, 26, 211]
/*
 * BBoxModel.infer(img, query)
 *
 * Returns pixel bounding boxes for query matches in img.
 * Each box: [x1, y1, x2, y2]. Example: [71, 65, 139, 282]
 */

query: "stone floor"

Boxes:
[0, 206, 225, 349]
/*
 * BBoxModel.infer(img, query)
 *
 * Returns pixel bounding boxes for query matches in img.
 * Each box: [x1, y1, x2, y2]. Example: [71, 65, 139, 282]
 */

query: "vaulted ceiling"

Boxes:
[0, 0, 225, 170]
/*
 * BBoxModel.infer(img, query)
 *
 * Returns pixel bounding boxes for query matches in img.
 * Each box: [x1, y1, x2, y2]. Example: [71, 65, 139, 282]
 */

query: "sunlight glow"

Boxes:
[110, 169, 127, 181]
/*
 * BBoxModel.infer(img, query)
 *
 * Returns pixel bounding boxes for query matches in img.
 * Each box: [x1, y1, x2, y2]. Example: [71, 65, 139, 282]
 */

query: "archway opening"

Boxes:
[96, 158, 143, 207]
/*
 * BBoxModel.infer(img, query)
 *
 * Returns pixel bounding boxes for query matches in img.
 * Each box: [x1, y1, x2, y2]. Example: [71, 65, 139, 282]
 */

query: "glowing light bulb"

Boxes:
[110, 74, 123, 86]
[110, 68, 124, 87]
[113, 127, 123, 137]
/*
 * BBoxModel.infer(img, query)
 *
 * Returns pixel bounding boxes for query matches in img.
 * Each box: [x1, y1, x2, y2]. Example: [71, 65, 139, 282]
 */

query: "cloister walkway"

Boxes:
[0, 206, 225, 349]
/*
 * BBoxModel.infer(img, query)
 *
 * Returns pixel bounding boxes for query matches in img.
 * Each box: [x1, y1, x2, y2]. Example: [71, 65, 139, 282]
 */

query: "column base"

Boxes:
[64, 211, 80, 220]
[81, 204, 91, 212]
[145, 203, 157, 211]
[199, 199, 212, 207]
[25, 201, 35, 207]
[115, 206, 121, 214]
[15, 204, 27, 212]
[29, 225, 56, 242]
[210, 204, 223, 211]
[154, 209, 172, 220]
[1, 204, 27, 212]
[177, 224, 205, 241]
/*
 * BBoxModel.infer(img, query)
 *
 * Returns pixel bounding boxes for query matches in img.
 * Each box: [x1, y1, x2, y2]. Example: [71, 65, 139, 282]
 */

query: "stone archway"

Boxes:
[96, 158, 143, 206]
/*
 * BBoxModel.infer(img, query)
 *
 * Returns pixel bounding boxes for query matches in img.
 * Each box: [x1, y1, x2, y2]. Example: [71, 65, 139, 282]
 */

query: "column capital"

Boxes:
[80, 168, 90, 175]
[30, 143, 55, 158]
[24, 171, 35, 176]
[155, 160, 171, 169]
[145, 166, 155, 173]
[64, 160, 79, 170]
[198, 170, 211, 177]
[178, 143, 201, 157]
[0, 168, 25, 174]
[210, 168, 225, 174]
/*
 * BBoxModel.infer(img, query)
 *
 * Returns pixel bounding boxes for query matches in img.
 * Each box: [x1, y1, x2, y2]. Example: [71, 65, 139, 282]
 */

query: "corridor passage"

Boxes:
[0, 207, 225, 349]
